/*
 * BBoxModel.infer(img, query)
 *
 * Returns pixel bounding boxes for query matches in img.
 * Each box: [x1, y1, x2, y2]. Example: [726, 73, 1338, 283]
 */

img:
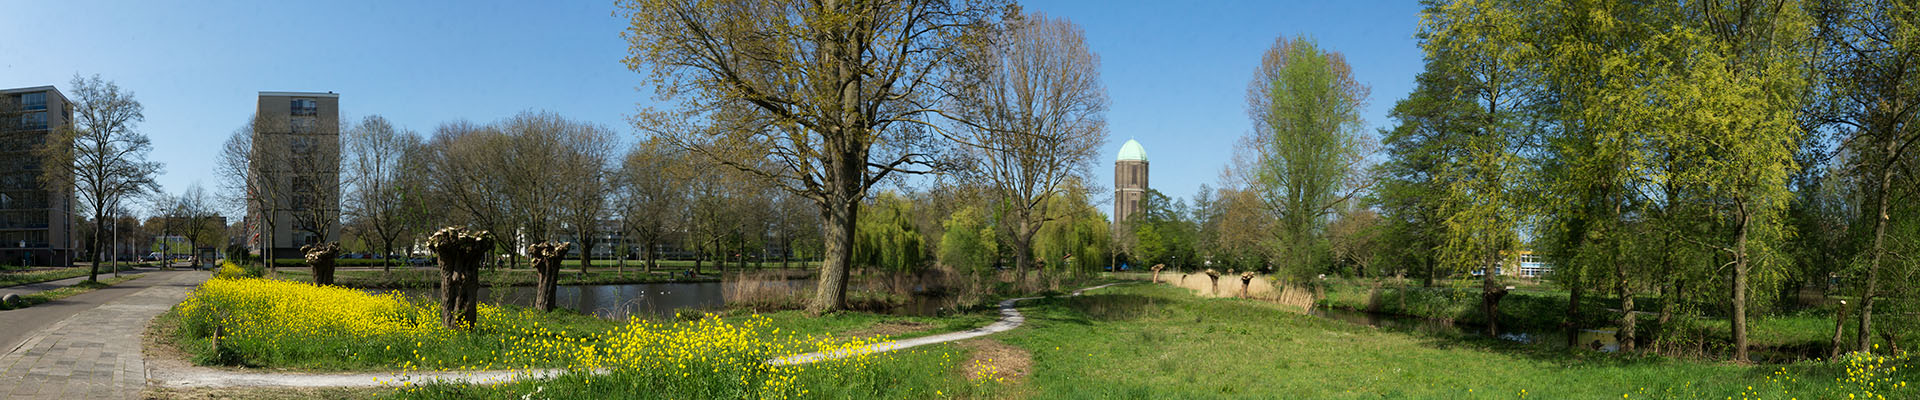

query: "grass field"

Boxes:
[0, 274, 141, 310]
[152, 276, 1914, 399]
[0, 263, 147, 287]
[987, 284, 1913, 399]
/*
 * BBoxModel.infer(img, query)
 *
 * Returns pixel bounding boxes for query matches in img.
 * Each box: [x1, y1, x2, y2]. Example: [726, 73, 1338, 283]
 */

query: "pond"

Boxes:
[1311, 307, 1621, 352]
[375, 280, 961, 320]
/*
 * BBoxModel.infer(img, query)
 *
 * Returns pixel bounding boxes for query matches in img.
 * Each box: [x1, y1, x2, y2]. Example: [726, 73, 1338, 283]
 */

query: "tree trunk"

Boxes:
[1617, 244, 1636, 352]
[1657, 251, 1677, 355]
[1731, 209, 1752, 363]
[644, 242, 657, 274]
[809, 190, 858, 314]
[1422, 256, 1435, 288]
[438, 249, 485, 330]
[1857, 144, 1895, 353]
[88, 210, 103, 282]
[1567, 284, 1583, 349]
[1482, 254, 1505, 336]
[312, 256, 336, 285]
[531, 242, 567, 312]
[1012, 219, 1035, 291]
[382, 242, 393, 274]
[579, 239, 593, 276]
[1831, 300, 1851, 359]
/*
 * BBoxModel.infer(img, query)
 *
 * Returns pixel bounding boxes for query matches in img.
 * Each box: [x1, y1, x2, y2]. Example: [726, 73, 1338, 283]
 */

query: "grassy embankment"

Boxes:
[0, 274, 142, 310]
[0, 263, 147, 287]
[1314, 278, 1906, 359]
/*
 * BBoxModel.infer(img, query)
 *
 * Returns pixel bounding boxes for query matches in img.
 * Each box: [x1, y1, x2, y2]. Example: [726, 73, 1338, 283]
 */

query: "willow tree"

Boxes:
[1642, 0, 1812, 362]
[1240, 36, 1371, 280]
[618, 0, 1004, 313]
[945, 10, 1107, 287]
[1419, 0, 1538, 336]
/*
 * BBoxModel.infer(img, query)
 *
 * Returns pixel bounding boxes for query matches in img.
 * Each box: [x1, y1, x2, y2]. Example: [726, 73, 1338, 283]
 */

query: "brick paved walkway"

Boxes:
[0, 270, 207, 399]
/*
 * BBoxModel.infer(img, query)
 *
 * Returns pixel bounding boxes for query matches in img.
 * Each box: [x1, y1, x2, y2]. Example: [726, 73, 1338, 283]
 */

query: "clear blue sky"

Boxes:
[1, 1, 1425, 218]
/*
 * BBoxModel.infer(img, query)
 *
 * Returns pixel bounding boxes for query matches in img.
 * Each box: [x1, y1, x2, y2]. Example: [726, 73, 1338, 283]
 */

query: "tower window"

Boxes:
[291, 99, 318, 116]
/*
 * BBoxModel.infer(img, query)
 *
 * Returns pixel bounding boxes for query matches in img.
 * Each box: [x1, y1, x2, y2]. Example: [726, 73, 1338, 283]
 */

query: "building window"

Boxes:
[291, 117, 318, 134]
[19, 92, 47, 111]
[291, 99, 318, 116]
[22, 112, 47, 130]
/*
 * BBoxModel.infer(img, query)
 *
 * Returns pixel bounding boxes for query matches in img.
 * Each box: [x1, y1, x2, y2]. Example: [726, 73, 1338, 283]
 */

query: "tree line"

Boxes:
[1364, 0, 1920, 362]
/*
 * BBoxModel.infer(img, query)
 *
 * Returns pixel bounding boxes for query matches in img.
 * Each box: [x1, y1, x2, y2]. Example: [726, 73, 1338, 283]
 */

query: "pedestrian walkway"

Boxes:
[0, 269, 207, 400]
[149, 282, 1132, 388]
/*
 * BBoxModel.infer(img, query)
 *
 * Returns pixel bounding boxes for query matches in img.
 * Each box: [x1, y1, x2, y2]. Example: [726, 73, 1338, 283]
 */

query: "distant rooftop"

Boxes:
[258, 91, 339, 98]
[1, 85, 62, 95]
[1118, 139, 1147, 162]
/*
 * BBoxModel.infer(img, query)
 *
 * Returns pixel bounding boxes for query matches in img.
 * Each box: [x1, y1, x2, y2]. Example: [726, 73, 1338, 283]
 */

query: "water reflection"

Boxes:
[374, 280, 960, 320]
[1311, 307, 1619, 352]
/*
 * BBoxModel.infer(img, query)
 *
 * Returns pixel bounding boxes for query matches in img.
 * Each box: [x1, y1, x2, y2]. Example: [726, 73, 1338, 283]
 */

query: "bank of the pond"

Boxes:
[150, 276, 1000, 373]
[269, 267, 736, 289]
[1314, 280, 1884, 362]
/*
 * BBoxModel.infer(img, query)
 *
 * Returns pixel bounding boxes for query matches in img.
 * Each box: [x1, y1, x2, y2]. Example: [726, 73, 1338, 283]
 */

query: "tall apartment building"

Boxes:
[0, 86, 75, 267]
[247, 91, 340, 259]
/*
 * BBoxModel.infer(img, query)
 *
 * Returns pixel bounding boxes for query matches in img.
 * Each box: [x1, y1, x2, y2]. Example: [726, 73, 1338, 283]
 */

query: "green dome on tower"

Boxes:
[1117, 139, 1147, 162]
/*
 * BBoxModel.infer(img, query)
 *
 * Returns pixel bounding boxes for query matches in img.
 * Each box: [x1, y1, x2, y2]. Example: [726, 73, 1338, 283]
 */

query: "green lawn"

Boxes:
[990, 284, 1911, 399]
[0, 264, 145, 287]
[0, 274, 141, 310]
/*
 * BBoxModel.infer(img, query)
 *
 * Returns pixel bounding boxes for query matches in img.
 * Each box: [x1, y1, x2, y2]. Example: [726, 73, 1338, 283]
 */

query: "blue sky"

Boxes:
[1, 1, 1425, 218]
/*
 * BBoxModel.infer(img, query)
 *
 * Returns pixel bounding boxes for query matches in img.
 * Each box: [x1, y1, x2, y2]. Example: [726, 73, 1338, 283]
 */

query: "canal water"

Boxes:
[375, 280, 960, 320]
[1310, 307, 1621, 352]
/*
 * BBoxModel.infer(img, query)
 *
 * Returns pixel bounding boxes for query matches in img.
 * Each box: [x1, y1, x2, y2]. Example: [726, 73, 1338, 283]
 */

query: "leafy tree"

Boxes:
[1418, 0, 1538, 336]
[1031, 179, 1109, 279]
[855, 191, 923, 273]
[1128, 189, 1196, 271]
[1814, 0, 1920, 354]
[938, 205, 998, 276]
[1240, 35, 1372, 279]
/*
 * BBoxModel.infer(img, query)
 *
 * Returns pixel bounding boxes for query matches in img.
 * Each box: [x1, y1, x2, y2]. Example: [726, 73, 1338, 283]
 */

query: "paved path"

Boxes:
[150, 282, 1132, 388]
[769, 282, 1127, 365]
[0, 269, 207, 400]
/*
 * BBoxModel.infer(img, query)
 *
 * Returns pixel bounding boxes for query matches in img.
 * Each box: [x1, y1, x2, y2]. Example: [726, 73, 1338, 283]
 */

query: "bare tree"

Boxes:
[173, 183, 221, 267]
[613, 138, 687, 274]
[618, 0, 1004, 313]
[424, 121, 513, 265]
[216, 117, 283, 271]
[945, 11, 1108, 287]
[553, 121, 617, 275]
[36, 74, 163, 282]
[342, 115, 422, 271]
